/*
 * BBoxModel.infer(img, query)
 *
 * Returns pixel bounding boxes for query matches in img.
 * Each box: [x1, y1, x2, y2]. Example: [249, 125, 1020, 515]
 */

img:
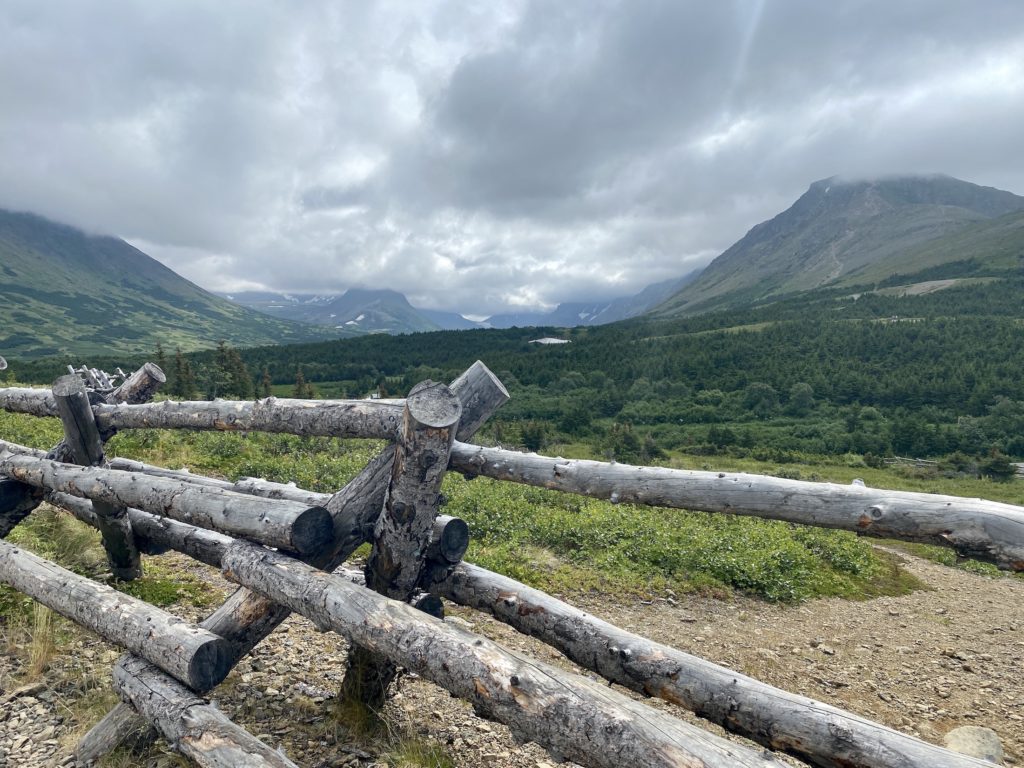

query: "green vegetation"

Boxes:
[0, 208, 340, 359]
[0, 409, 961, 605]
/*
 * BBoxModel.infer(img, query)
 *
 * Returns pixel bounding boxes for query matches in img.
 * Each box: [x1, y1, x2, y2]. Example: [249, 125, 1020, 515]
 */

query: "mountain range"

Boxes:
[222, 271, 702, 335]
[3, 173, 1024, 360]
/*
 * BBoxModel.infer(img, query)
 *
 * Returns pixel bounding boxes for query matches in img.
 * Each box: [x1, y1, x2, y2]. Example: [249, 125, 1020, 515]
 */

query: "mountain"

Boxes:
[655, 175, 1024, 316]
[0, 209, 340, 359]
[485, 272, 701, 328]
[224, 274, 705, 335]
[221, 288, 482, 334]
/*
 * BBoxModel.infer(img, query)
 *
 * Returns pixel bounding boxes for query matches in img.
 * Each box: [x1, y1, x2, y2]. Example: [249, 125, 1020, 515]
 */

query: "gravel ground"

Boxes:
[1, 547, 1022, 767]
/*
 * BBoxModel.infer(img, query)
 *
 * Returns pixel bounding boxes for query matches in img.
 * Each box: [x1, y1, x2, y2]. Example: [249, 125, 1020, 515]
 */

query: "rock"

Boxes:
[943, 726, 1004, 764]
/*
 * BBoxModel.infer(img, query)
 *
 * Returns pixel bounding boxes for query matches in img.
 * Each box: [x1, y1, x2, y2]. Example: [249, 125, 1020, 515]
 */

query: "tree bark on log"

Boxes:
[53, 374, 143, 580]
[0, 540, 229, 691]
[425, 561, 989, 768]
[450, 443, 1024, 570]
[50, 492, 233, 569]
[91, 397, 404, 439]
[222, 542, 789, 768]
[343, 381, 461, 707]
[76, 362, 509, 763]
[106, 362, 166, 405]
[0, 452, 331, 556]
[365, 382, 461, 598]
[107, 457, 236, 491]
[113, 656, 299, 768]
[0, 387, 58, 417]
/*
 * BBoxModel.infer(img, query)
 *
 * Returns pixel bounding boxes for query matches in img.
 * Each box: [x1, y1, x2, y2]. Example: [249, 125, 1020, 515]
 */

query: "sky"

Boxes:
[1, 1, 1023, 316]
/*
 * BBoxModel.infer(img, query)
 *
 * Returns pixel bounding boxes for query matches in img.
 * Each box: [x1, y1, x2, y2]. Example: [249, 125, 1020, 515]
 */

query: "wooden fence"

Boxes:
[0, 361, 1020, 768]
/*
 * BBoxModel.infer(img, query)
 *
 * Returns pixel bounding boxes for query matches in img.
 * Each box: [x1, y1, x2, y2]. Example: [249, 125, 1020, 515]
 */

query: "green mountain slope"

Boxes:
[835, 209, 1024, 287]
[0, 209, 340, 359]
[656, 175, 1024, 316]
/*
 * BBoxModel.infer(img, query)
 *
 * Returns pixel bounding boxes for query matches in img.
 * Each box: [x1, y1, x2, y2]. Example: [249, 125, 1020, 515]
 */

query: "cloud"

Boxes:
[1, 0, 1023, 315]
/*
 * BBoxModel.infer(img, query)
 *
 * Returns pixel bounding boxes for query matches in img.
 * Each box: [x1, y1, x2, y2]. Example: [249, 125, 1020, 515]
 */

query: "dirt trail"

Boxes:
[2, 547, 1022, 767]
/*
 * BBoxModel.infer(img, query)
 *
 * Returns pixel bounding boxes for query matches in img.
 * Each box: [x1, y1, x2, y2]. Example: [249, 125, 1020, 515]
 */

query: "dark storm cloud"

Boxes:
[1, 1, 1022, 315]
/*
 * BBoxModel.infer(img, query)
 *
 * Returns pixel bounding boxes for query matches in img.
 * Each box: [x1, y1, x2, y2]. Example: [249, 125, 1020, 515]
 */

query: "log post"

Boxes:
[0, 540, 229, 690]
[75, 362, 509, 764]
[341, 381, 461, 707]
[52, 374, 142, 580]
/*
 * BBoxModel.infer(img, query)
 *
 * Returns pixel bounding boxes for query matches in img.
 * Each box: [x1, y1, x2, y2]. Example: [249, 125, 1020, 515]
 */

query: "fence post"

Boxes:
[51, 374, 142, 580]
[341, 380, 462, 707]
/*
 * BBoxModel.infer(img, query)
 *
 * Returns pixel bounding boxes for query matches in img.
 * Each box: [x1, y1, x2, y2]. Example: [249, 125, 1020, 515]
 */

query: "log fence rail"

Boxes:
[0, 359, 1012, 768]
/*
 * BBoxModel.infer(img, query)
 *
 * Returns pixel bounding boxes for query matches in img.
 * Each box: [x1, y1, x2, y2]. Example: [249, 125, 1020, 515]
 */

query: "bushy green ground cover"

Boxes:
[0, 409, 963, 604]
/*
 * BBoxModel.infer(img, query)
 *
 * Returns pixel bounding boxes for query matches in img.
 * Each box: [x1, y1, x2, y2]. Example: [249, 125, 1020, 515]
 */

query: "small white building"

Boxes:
[528, 337, 570, 345]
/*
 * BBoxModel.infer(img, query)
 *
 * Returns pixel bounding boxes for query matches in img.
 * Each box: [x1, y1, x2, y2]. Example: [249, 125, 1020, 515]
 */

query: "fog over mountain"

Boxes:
[1, 2, 1022, 315]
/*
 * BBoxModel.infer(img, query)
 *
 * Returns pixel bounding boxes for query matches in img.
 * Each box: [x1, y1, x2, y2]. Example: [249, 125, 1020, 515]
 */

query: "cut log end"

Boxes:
[51, 374, 87, 399]
[290, 505, 334, 556]
[406, 383, 462, 430]
[140, 362, 167, 385]
[429, 515, 470, 564]
[188, 638, 233, 691]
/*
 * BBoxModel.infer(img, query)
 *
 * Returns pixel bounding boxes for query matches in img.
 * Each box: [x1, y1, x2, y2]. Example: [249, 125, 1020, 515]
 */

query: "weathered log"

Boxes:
[53, 374, 142, 580]
[0, 452, 332, 556]
[50, 492, 233, 569]
[450, 443, 1024, 570]
[0, 438, 46, 458]
[113, 656, 299, 768]
[366, 381, 461, 598]
[0, 540, 229, 690]
[222, 542, 789, 768]
[344, 381, 461, 706]
[0, 386, 58, 417]
[107, 457, 334, 506]
[230, 476, 330, 507]
[0, 364, 167, 540]
[59, 491, 986, 768]
[106, 362, 166, 404]
[107, 456, 236, 491]
[426, 515, 469, 565]
[425, 561, 989, 768]
[91, 397, 404, 439]
[76, 362, 509, 764]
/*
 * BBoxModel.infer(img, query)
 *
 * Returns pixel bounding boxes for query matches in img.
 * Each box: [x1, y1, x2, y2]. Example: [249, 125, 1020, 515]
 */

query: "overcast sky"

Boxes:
[2, 1, 1022, 315]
